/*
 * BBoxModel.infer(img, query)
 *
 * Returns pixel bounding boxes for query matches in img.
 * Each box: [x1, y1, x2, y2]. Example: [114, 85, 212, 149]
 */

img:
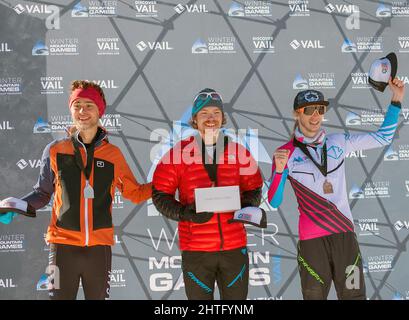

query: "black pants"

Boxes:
[297, 232, 366, 300]
[48, 243, 112, 300]
[181, 247, 249, 300]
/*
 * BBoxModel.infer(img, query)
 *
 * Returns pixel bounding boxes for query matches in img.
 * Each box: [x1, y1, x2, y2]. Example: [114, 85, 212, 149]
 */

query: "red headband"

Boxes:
[68, 87, 106, 117]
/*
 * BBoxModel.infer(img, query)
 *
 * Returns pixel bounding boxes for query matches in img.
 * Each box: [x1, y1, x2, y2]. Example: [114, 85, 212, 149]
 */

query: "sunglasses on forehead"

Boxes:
[194, 92, 223, 103]
[298, 105, 327, 115]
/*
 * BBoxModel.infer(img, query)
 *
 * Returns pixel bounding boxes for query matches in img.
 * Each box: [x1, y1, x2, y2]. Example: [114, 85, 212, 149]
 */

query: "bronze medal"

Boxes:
[323, 179, 334, 194]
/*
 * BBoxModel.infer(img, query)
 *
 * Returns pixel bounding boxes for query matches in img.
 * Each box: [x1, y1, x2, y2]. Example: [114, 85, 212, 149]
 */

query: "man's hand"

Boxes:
[389, 77, 405, 103]
[273, 149, 290, 173]
[180, 204, 213, 224]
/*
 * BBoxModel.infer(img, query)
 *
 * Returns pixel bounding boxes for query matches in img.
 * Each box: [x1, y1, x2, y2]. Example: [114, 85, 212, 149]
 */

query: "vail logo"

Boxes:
[358, 222, 379, 233]
[92, 80, 118, 89]
[41, 79, 63, 91]
[135, 1, 157, 15]
[109, 270, 126, 284]
[0, 278, 16, 288]
[136, 41, 173, 52]
[13, 4, 25, 14]
[114, 235, 122, 244]
[97, 41, 119, 51]
[99, 115, 121, 128]
[325, 3, 359, 14]
[13, 3, 52, 14]
[399, 38, 409, 50]
[397, 76, 409, 85]
[174, 3, 208, 14]
[351, 73, 369, 86]
[0, 121, 14, 130]
[16, 159, 42, 170]
[253, 38, 274, 51]
[345, 150, 367, 158]
[290, 39, 325, 50]
[327, 146, 343, 159]
[394, 220, 409, 231]
[0, 43, 12, 52]
[289, 2, 309, 13]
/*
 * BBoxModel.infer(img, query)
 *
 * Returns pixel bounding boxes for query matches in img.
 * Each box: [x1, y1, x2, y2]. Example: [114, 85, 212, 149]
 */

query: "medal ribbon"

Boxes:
[71, 132, 99, 181]
[293, 138, 328, 177]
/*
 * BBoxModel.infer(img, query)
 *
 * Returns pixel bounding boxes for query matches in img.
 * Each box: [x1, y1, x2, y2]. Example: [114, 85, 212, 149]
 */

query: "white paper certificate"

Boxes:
[194, 186, 241, 213]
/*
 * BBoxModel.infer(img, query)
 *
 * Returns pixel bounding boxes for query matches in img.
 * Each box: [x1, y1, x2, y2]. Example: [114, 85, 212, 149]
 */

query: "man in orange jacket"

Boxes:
[0, 80, 152, 299]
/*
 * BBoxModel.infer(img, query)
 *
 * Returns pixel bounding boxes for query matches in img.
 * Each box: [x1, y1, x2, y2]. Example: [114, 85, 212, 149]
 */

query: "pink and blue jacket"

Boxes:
[268, 103, 401, 240]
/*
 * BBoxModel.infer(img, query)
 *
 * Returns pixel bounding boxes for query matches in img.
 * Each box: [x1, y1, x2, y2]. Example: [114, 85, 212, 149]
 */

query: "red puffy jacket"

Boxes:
[152, 135, 263, 252]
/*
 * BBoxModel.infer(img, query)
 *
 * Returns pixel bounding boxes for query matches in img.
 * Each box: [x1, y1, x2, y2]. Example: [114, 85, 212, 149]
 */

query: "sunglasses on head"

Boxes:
[298, 105, 327, 115]
[194, 92, 222, 103]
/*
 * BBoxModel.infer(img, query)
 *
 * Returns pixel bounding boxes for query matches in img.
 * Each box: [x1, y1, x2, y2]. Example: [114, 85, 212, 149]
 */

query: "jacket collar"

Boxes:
[67, 126, 108, 147]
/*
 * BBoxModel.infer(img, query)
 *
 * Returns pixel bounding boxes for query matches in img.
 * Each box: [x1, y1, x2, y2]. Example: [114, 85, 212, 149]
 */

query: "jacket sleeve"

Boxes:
[21, 142, 55, 210]
[268, 167, 288, 208]
[345, 103, 401, 154]
[238, 145, 263, 208]
[267, 149, 289, 208]
[152, 147, 185, 221]
[115, 149, 152, 204]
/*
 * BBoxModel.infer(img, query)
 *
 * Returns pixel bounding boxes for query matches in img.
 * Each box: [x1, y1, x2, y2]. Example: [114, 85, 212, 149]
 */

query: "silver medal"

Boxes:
[84, 180, 94, 199]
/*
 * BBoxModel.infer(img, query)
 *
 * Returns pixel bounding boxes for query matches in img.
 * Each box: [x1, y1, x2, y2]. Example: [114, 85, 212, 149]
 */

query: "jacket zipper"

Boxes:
[76, 134, 90, 247]
[201, 136, 225, 251]
[217, 212, 224, 251]
[214, 170, 224, 251]
[75, 130, 108, 247]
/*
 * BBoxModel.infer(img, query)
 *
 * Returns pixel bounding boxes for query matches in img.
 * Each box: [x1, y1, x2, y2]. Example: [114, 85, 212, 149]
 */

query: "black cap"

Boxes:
[293, 90, 329, 110]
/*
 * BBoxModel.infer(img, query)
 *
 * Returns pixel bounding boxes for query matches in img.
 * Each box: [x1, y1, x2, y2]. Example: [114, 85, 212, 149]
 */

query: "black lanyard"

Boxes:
[71, 132, 99, 180]
[293, 138, 328, 177]
[199, 134, 227, 184]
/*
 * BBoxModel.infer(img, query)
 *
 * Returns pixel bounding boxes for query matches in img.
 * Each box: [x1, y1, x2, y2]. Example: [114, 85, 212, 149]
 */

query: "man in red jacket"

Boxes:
[152, 88, 263, 300]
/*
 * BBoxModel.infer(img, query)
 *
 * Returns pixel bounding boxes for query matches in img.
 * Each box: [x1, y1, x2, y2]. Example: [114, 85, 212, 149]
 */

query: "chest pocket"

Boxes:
[292, 170, 316, 183]
[289, 152, 315, 182]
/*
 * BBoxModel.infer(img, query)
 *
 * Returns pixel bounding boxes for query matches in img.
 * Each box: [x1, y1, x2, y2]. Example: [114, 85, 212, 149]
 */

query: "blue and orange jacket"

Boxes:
[22, 127, 152, 247]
